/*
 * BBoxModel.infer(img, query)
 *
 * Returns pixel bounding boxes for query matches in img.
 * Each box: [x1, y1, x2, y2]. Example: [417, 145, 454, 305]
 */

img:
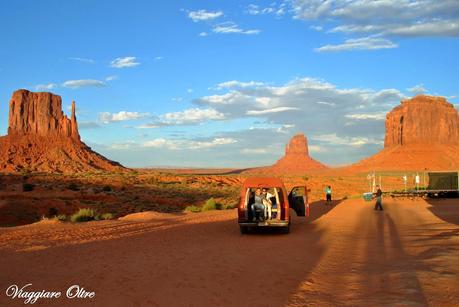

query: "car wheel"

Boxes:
[280, 225, 290, 234]
[240, 226, 249, 234]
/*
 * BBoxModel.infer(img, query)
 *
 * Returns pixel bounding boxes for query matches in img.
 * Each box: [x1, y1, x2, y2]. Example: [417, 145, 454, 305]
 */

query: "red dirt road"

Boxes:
[1, 198, 458, 306]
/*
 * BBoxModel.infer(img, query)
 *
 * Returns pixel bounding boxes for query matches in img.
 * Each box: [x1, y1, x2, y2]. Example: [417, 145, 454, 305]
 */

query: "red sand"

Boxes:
[1, 198, 458, 306]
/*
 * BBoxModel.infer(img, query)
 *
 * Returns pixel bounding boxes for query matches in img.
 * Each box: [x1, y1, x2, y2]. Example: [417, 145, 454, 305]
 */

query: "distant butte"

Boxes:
[0, 89, 124, 173]
[247, 133, 327, 174]
[351, 95, 459, 171]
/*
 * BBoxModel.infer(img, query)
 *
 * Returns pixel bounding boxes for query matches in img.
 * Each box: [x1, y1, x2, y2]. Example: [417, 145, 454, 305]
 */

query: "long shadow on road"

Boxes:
[0, 203, 341, 307]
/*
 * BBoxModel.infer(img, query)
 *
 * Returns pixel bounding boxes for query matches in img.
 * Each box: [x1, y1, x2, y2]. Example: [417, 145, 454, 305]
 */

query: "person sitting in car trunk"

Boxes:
[251, 188, 265, 221]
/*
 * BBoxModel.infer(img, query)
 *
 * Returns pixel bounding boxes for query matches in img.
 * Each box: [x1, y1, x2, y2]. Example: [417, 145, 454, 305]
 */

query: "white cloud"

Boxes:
[193, 77, 405, 151]
[62, 79, 106, 88]
[241, 148, 269, 154]
[345, 113, 386, 120]
[105, 75, 118, 81]
[35, 83, 57, 91]
[308, 145, 327, 153]
[315, 37, 398, 52]
[217, 80, 264, 89]
[310, 25, 323, 31]
[290, 0, 459, 47]
[110, 56, 140, 68]
[246, 107, 299, 115]
[188, 9, 223, 22]
[143, 137, 236, 150]
[311, 133, 383, 147]
[213, 22, 260, 35]
[187, 88, 194, 93]
[246, 3, 286, 16]
[407, 84, 427, 94]
[135, 124, 159, 129]
[247, 4, 274, 15]
[154, 56, 164, 61]
[315, 101, 335, 106]
[99, 111, 150, 123]
[199, 32, 208, 37]
[160, 108, 225, 125]
[69, 57, 95, 64]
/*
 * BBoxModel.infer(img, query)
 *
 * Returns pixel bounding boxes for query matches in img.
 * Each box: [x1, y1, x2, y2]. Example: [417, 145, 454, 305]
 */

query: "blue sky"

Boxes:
[1, 0, 458, 168]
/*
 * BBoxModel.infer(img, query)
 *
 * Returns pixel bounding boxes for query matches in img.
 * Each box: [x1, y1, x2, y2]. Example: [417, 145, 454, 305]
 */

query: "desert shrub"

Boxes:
[70, 208, 97, 222]
[202, 198, 217, 211]
[100, 213, 113, 220]
[67, 183, 79, 191]
[102, 185, 112, 192]
[22, 183, 34, 192]
[223, 203, 237, 210]
[55, 214, 67, 221]
[185, 205, 201, 213]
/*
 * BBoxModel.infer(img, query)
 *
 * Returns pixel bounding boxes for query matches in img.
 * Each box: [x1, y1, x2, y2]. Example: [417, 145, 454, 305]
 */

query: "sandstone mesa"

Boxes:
[0, 90, 124, 173]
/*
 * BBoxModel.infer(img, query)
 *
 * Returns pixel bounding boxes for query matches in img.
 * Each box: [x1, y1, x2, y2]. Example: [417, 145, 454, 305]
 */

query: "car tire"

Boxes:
[280, 225, 290, 234]
[240, 226, 249, 234]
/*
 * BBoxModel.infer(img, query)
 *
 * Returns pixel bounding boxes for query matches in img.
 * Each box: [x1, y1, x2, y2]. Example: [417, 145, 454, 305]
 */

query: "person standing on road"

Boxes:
[325, 185, 332, 205]
[374, 186, 383, 211]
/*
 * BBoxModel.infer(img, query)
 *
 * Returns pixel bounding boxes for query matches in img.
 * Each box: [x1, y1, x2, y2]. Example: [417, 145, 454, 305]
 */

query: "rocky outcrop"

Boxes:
[385, 95, 459, 147]
[352, 95, 459, 171]
[268, 133, 327, 173]
[0, 89, 124, 173]
[8, 90, 80, 141]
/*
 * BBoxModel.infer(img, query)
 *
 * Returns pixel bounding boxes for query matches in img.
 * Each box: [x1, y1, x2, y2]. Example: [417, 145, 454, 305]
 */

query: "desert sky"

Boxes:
[0, 0, 458, 167]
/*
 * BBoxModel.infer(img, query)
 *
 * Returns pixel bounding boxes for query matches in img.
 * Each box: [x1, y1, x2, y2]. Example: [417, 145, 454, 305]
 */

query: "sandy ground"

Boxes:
[0, 198, 458, 306]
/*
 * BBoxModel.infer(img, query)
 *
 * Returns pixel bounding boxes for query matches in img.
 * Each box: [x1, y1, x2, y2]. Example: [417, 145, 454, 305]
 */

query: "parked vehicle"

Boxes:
[237, 177, 310, 234]
[427, 171, 459, 197]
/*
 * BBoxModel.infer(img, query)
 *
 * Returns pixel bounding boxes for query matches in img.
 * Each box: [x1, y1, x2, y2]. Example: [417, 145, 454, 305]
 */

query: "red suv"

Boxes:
[238, 177, 309, 234]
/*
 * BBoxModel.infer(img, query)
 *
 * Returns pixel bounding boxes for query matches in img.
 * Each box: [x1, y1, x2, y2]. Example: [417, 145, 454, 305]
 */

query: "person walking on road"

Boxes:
[325, 185, 332, 205]
[374, 186, 383, 211]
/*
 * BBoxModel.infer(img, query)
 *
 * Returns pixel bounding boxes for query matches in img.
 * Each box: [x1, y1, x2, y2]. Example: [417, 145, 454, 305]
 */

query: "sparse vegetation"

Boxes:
[185, 205, 201, 213]
[202, 198, 218, 211]
[100, 213, 113, 220]
[22, 183, 34, 192]
[55, 214, 67, 221]
[70, 208, 97, 222]
[70, 208, 114, 222]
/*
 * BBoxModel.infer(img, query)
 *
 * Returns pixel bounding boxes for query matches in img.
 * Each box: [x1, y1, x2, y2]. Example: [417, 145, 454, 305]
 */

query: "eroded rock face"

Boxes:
[270, 133, 327, 173]
[0, 89, 123, 173]
[285, 133, 309, 156]
[351, 95, 459, 171]
[384, 95, 459, 147]
[8, 90, 80, 141]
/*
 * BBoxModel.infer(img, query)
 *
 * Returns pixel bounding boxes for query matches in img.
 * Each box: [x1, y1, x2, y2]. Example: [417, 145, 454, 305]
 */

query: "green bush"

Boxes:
[100, 213, 113, 220]
[70, 208, 97, 222]
[55, 214, 67, 221]
[185, 205, 201, 213]
[202, 198, 217, 211]
[22, 183, 34, 192]
[223, 203, 237, 210]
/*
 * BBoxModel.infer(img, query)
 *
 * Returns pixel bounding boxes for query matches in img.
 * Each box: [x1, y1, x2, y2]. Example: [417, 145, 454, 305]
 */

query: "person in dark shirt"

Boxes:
[374, 186, 383, 211]
[325, 186, 332, 205]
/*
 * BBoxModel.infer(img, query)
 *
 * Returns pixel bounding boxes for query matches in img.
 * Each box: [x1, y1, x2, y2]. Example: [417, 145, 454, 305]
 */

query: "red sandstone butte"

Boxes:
[351, 95, 459, 171]
[268, 133, 327, 173]
[0, 89, 124, 173]
[385, 95, 459, 147]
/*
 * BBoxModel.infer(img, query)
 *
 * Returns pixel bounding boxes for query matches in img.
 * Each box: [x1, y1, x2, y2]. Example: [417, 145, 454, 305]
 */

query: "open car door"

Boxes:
[288, 186, 310, 217]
